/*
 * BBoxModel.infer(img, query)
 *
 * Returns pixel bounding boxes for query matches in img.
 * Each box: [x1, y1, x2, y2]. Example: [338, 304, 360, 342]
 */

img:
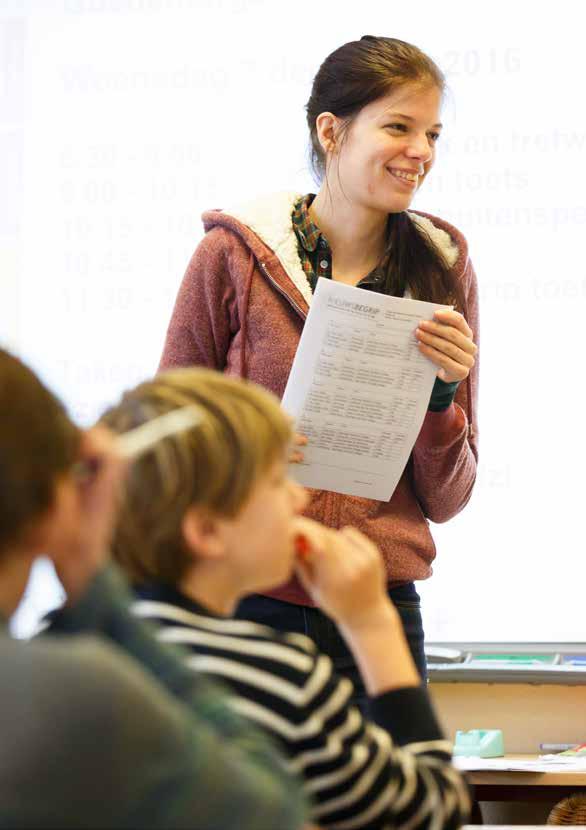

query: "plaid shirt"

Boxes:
[292, 194, 387, 293]
[291, 194, 458, 410]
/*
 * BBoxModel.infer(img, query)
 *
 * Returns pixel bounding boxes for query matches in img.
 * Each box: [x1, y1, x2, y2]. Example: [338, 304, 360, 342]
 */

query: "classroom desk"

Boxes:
[466, 755, 586, 802]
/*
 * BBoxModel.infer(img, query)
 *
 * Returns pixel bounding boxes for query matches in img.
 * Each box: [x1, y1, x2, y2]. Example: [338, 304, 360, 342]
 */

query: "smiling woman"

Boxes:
[159, 36, 480, 696]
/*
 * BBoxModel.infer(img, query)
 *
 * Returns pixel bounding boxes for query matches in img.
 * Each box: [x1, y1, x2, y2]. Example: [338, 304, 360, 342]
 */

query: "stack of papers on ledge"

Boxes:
[454, 756, 586, 773]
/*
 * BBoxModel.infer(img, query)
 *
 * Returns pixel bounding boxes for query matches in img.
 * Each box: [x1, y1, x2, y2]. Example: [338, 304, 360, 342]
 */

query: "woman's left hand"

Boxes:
[415, 309, 477, 383]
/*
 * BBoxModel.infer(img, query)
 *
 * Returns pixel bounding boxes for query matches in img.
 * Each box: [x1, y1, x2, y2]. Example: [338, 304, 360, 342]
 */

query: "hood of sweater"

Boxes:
[202, 190, 468, 309]
[201, 191, 475, 437]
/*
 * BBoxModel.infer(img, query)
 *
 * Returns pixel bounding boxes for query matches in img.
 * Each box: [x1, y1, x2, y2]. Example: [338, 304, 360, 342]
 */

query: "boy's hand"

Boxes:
[293, 519, 394, 629]
[51, 426, 126, 604]
[293, 518, 420, 694]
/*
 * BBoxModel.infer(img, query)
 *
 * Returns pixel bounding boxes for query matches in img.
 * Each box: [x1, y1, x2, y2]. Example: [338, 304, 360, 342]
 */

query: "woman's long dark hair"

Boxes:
[306, 36, 464, 309]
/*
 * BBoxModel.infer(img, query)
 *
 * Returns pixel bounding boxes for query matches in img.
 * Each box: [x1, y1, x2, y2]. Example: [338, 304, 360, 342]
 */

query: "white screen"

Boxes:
[2, 0, 584, 640]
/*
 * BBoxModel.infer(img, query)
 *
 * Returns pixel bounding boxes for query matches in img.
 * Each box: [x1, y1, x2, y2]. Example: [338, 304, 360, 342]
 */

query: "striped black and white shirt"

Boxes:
[133, 583, 470, 830]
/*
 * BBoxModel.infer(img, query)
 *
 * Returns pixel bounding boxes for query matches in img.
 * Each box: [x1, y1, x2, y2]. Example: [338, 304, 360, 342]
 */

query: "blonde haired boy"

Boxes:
[94, 367, 470, 830]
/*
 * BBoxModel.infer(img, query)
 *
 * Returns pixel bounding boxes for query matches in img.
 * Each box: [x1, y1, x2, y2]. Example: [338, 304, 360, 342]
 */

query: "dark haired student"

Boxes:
[0, 348, 306, 829]
[159, 36, 479, 687]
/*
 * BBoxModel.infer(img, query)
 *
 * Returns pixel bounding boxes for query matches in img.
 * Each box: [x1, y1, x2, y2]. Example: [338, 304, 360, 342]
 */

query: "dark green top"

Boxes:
[0, 565, 306, 828]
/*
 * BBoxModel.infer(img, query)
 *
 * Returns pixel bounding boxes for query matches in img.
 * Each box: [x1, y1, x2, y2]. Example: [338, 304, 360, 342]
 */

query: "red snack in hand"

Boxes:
[295, 534, 311, 559]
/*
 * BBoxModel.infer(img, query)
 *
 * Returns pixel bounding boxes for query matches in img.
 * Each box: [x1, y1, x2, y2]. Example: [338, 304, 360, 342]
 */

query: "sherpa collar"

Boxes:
[220, 191, 460, 307]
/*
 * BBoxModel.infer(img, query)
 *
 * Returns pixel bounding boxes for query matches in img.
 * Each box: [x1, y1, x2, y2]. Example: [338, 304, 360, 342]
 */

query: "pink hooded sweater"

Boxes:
[159, 192, 479, 606]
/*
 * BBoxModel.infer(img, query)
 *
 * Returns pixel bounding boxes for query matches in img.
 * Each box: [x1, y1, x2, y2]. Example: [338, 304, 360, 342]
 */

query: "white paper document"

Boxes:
[282, 280, 450, 500]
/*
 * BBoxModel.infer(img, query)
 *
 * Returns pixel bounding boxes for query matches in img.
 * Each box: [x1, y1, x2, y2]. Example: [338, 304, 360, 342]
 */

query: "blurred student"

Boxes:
[98, 367, 470, 830]
[0, 347, 306, 830]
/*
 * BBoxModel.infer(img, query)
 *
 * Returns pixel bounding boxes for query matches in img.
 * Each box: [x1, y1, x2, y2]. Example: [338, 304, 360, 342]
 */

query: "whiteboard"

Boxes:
[2, 0, 584, 640]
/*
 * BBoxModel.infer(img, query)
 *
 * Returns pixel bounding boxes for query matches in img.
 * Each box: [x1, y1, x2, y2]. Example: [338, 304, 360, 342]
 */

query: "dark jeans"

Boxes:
[235, 583, 426, 708]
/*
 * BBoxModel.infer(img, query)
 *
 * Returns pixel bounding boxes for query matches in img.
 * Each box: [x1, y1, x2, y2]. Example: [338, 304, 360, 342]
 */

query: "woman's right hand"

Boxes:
[289, 432, 308, 464]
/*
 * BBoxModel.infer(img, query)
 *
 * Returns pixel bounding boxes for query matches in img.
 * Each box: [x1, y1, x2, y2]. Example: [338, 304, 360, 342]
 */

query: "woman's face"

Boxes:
[330, 82, 443, 215]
